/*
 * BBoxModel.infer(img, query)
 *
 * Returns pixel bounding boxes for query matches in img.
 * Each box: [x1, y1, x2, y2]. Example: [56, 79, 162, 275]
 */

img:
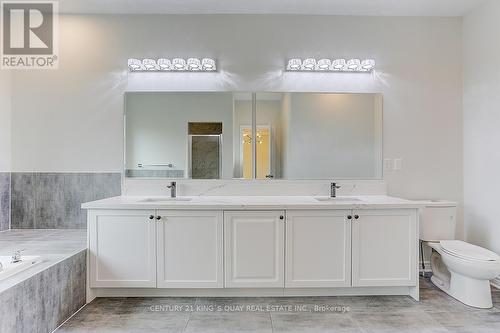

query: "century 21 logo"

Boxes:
[1, 1, 58, 69]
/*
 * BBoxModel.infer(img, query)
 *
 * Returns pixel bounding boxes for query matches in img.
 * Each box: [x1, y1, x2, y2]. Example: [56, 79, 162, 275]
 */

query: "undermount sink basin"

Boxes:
[139, 197, 192, 203]
[314, 197, 364, 203]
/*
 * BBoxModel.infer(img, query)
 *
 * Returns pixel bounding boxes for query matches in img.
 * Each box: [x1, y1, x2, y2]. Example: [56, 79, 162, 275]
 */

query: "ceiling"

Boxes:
[59, 0, 488, 16]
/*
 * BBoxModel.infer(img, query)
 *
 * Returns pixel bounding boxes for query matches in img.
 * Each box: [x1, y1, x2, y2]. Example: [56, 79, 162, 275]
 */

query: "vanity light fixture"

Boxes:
[285, 58, 375, 72]
[127, 57, 217, 72]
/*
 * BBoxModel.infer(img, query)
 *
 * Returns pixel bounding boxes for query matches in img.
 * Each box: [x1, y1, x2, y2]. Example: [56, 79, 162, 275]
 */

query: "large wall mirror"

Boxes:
[124, 92, 383, 180]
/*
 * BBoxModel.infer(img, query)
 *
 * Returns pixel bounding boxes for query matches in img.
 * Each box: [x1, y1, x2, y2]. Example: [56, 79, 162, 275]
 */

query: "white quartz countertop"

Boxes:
[81, 195, 424, 210]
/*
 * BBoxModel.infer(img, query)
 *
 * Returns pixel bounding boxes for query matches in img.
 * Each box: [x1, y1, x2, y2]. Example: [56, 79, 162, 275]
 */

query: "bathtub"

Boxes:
[0, 255, 41, 281]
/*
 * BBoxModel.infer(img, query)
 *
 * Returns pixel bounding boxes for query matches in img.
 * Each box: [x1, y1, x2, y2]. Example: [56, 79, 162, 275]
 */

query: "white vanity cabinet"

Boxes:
[88, 209, 157, 288]
[224, 211, 285, 288]
[156, 210, 223, 288]
[285, 210, 352, 288]
[351, 209, 417, 287]
[84, 199, 420, 300]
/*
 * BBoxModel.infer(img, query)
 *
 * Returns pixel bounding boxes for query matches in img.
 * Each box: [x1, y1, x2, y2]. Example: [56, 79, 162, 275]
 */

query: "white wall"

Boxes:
[0, 70, 11, 172]
[9, 14, 463, 217]
[463, 0, 500, 254]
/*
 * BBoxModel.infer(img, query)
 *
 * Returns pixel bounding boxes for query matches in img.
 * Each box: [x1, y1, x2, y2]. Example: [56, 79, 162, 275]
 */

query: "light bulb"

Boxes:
[302, 58, 316, 70]
[317, 59, 331, 70]
[202, 58, 216, 71]
[127, 58, 142, 71]
[187, 58, 201, 70]
[332, 59, 346, 70]
[157, 58, 172, 70]
[142, 58, 157, 71]
[172, 58, 187, 70]
[361, 59, 375, 71]
[287, 58, 302, 70]
[346, 59, 361, 70]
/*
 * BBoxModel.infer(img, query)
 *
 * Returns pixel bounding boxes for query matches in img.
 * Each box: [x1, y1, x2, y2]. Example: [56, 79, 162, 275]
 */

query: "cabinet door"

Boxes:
[88, 210, 156, 288]
[286, 210, 351, 288]
[156, 210, 223, 288]
[224, 211, 285, 288]
[352, 209, 417, 287]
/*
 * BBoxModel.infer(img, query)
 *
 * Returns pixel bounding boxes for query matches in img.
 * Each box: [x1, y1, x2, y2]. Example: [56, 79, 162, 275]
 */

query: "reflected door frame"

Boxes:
[239, 125, 272, 179]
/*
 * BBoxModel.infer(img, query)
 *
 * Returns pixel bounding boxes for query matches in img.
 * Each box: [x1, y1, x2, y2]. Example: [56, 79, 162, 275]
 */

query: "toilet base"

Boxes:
[448, 272, 493, 309]
[431, 266, 493, 309]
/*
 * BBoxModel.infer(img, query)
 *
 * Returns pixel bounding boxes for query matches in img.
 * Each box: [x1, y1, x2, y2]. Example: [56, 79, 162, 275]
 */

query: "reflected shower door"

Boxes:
[189, 122, 223, 179]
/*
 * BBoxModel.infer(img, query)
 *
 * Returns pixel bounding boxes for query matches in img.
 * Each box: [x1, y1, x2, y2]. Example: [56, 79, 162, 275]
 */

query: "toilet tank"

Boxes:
[415, 200, 457, 241]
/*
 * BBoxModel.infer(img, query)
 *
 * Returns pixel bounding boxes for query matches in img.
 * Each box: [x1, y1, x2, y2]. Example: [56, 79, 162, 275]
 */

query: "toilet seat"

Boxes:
[440, 240, 500, 262]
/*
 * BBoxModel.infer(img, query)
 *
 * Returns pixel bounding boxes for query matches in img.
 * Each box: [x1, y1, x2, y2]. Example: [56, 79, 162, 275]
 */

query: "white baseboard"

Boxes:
[89, 286, 414, 298]
[491, 277, 500, 290]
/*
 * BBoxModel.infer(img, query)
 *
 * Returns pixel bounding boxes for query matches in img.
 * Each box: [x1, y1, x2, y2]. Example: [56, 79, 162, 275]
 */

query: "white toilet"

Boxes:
[419, 200, 500, 308]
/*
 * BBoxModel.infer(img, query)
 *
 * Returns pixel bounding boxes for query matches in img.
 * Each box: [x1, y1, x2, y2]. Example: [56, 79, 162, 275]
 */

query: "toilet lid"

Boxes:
[440, 240, 500, 261]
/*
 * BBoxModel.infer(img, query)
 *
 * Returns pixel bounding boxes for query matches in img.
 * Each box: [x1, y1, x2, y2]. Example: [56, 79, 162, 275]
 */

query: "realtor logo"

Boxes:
[1, 1, 58, 69]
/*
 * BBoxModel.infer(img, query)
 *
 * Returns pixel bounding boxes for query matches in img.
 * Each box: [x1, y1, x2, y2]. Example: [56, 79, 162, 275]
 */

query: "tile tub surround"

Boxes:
[0, 229, 87, 333]
[0, 172, 10, 231]
[10, 172, 121, 229]
[0, 251, 86, 333]
[0, 229, 87, 293]
[56, 277, 500, 333]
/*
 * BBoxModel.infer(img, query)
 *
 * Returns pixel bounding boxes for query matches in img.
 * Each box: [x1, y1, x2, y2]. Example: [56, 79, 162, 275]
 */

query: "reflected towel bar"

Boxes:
[138, 163, 174, 168]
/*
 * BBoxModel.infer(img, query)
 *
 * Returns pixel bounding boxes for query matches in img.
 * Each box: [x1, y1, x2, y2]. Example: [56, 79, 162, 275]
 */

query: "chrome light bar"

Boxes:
[286, 58, 375, 72]
[128, 58, 217, 72]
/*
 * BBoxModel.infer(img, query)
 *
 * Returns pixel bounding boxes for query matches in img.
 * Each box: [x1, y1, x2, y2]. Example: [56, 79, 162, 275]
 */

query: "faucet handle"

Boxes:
[331, 182, 341, 189]
[167, 181, 176, 189]
[12, 249, 25, 263]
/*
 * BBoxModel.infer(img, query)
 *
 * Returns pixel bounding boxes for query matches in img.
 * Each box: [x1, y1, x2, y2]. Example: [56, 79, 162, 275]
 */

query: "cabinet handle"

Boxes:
[354, 215, 359, 220]
[347, 215, 352, 220]
[149, 215, 154, 220]
[156, 216, 162, 220]
[279, 215, 284, 220]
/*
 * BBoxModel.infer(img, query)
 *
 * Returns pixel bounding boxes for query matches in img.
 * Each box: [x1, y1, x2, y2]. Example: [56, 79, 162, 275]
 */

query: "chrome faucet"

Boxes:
[330, 182, 341, 198]
[167, 181, 177, 198]
[12, 250, 24, 263]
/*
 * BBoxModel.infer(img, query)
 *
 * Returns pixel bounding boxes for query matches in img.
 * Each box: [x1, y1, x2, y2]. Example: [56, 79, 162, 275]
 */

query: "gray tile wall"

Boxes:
[11, 173, 121, 229]
[0, 250, 86, 333]
[0, 172, 10, 231]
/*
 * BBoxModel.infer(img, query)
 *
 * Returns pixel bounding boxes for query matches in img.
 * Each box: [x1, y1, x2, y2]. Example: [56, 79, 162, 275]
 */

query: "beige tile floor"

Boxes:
[57, 277, 500, 333]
